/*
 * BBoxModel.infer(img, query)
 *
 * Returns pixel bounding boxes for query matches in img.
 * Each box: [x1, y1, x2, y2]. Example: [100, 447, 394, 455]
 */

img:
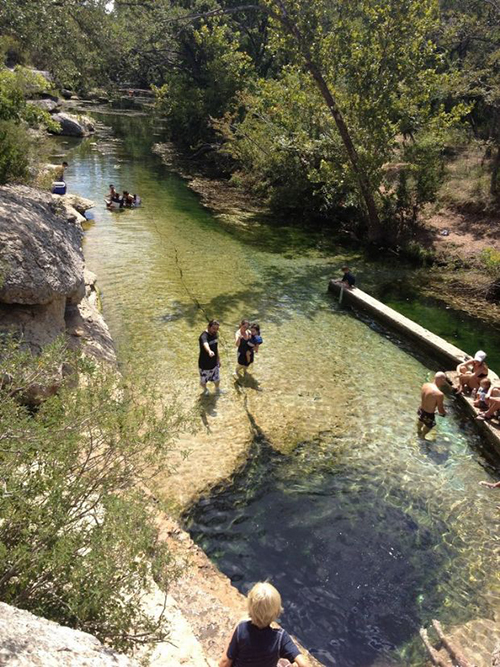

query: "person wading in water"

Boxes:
[198, 320, 221, 395]
[417, 372, 448, 438]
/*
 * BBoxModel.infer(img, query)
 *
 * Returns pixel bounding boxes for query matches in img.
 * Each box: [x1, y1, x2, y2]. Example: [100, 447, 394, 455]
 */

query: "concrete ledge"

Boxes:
[328, 280, 500, 456]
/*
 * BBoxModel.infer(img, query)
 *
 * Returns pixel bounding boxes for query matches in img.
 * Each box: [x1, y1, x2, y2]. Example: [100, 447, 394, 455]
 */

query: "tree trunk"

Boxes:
[490, 145, 500, 198]
[270, 0, 383, 242]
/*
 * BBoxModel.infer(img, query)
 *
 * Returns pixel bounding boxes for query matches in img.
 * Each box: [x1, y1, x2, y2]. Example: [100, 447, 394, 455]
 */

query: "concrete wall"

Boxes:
[328, 281, 500, 456]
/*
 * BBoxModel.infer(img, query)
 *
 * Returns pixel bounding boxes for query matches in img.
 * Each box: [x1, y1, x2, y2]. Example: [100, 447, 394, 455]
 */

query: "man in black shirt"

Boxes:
[198, 320, 221, 393]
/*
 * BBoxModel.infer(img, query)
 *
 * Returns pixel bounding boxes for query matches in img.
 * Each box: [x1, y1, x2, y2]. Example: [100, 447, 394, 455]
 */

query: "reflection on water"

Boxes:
[55, 112, 500, 667]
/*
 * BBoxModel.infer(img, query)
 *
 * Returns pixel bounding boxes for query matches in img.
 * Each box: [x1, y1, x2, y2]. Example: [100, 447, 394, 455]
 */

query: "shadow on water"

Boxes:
[183, 437, 479, 667]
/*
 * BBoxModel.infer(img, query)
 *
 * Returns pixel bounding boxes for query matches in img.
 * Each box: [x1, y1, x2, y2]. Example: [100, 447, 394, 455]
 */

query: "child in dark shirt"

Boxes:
[219, 582, 307, 667]
[245, 323, 263, 365]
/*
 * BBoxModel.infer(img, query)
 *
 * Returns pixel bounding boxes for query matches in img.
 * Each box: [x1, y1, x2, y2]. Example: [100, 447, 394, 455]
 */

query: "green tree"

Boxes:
[0, 339, 187, 650]
[0, 66, 58, 184]
[440, 0, 500, 198]
[154, 19, 254, 149]
[0, 0, 122, 91]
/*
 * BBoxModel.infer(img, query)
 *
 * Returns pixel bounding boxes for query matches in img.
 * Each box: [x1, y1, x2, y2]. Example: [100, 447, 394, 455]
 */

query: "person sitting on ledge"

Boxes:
[474, 378, 491, 412]
[455, 350, 488, 395]
[477, 383, 500, 421]
[219, 582, 307, 667]
[335, 265, 356, 289]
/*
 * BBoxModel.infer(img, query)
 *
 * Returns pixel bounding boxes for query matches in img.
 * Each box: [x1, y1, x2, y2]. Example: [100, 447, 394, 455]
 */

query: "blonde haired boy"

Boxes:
[219, 582, 307, 667]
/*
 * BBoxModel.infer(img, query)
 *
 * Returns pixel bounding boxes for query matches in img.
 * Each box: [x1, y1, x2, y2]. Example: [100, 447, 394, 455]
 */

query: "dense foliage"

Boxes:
[0, 0, 496, 229]
[0, 339, 187, 650]
[0, 64, 58, 183]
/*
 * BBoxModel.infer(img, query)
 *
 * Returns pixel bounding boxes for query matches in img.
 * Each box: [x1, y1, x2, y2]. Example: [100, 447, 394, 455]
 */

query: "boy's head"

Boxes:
[247, 582, 282, 628]
[480, 378, 491, 389]
[250, 323, 260, 335]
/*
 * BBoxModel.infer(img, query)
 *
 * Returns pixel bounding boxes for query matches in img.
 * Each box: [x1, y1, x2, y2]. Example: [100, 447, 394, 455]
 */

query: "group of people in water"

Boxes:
[106, 184, 140, 208]
[418, 349, 500, 439]
[194, 269, 499, 666]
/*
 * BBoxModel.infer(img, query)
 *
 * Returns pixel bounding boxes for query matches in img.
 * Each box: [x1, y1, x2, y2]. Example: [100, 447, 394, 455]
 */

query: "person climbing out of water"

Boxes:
[479, 480, 500, 489]
[417, 372, 448, 438]
[455, 350, 488, 395]
[199, 320, 221, 395]
[218, 582, 308, 667]
[245, 323, 263, 365]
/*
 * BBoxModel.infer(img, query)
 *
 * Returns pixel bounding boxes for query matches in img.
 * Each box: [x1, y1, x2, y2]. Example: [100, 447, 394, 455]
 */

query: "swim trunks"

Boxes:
[199, 366, 220, 385]
[417, 407, 436, 429]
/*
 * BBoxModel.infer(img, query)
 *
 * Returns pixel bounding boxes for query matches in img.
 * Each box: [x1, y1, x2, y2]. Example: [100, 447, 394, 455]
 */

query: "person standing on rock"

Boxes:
[417, 372, 448, 438]
[219, 582, 307, 667]
[55, 161, 68, 182]
[199, 320, 221, 395]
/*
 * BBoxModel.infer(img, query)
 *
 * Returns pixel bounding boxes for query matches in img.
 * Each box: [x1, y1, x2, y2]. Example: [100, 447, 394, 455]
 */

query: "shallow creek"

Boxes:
[55, 112, 499, 667]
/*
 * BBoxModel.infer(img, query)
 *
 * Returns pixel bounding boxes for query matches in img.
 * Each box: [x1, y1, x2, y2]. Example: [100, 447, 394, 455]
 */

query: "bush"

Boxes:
[0, 120, 31, 184]
[0, 339, 188, 651]
[481, 247, 500, 279]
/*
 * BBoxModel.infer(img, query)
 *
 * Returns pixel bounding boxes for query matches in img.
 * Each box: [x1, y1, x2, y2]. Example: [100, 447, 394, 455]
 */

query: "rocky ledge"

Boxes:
[0, 603, 138, 667]
[0, 185, 115, 364]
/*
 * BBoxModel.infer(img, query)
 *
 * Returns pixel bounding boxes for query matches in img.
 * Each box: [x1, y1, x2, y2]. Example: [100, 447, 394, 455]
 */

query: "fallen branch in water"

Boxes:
[420, 620, 474, 667]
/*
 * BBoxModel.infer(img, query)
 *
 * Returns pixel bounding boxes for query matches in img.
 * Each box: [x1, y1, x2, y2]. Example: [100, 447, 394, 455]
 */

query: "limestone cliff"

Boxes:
[0, 185, 115, 363]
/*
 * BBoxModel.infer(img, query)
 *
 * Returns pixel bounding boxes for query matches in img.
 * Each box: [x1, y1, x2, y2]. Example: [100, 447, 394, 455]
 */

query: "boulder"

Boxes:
[0, 603, 139, 667]
[28, 98, 60, 114]
[0, 185, 85, 306]
[50, 112, 95, 137]
[56, 193, 95, 214]
[0, 298, 67, 354]
[60, 88, 73, 99]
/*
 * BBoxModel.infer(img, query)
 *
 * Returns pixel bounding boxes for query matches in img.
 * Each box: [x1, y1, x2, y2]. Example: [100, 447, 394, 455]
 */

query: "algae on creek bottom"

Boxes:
[55, 112, 500, 667]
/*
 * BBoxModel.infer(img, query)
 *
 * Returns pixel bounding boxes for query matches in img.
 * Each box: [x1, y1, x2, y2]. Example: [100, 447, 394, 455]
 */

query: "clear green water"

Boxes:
[53, 113, 500, 667]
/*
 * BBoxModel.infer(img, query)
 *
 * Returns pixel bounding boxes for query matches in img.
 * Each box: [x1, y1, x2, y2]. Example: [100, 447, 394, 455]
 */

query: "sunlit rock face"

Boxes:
[0, 602, 139, 667]
[0, 185, 85, 353]
[0, 185, 85, 306]
[0, 185, 115, 364]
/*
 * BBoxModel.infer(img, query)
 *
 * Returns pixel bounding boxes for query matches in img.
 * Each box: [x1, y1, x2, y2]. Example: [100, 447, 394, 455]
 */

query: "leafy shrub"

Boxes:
[0, 339, 187, 651]
[0, 120, 31, 183]
[0, 66, 58, 184]
[481, 247, 500, 279]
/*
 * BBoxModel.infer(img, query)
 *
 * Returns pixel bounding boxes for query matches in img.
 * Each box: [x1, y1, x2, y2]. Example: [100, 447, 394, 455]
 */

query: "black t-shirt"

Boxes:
[227, 620, 300, 667]
[342, 271, 356, 286]
[237, 337, 253, 367]
[198, 331, 218, 370]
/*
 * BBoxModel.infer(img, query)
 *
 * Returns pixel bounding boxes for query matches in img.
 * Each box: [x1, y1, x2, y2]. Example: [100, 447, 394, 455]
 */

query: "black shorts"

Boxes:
[417, 407, 436, 430]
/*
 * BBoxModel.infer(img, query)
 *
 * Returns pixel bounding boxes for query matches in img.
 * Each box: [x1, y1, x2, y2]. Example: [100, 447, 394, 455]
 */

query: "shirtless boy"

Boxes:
[417, 372, 448, 438]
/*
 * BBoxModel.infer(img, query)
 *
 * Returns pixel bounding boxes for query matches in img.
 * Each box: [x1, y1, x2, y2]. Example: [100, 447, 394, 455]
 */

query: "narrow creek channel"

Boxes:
[53, 112, 499, 667]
